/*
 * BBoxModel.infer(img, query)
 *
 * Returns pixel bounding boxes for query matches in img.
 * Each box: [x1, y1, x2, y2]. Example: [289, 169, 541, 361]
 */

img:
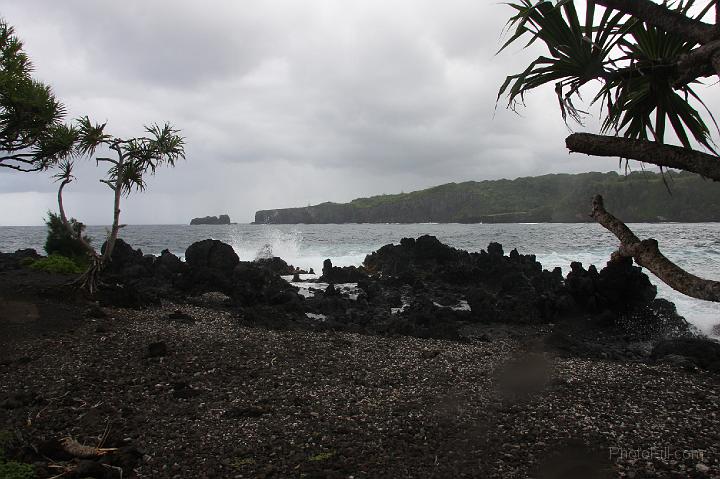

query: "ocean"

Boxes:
[2, 222, 718, 337]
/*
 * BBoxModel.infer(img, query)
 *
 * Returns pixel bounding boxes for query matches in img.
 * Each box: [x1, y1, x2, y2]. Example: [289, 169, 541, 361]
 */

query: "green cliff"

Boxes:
[254, 171, 720, 224]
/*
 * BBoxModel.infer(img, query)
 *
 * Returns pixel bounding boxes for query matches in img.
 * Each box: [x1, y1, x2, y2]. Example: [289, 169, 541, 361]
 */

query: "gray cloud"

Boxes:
[1, 0, 717, 225]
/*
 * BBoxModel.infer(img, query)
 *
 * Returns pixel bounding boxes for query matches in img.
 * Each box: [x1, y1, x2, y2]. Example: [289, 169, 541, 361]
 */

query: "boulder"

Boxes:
[185, 239, 239, 276]
[154, 249, 186, 278]
[652, 337, 720, 372]
[100, 238, 148, 276]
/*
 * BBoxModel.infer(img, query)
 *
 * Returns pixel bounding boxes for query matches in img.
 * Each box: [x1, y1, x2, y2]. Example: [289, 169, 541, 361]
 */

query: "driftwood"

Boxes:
[591, 194, 720, 302]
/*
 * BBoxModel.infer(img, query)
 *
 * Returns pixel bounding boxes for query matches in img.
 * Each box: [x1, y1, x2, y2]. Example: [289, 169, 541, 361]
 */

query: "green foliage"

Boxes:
[0, 460, 34, 479]
[498, 0, 717, 151]
[308, 451, 335, 462]
[0, 430, 34, 479]
[230, 457, 256, 467]
[0, 18, 74, 172]
[258, 171, 720, 223]
[29, 254, 84, 274]
[89, 120, 186, 197]
[43, 212, 90, 260]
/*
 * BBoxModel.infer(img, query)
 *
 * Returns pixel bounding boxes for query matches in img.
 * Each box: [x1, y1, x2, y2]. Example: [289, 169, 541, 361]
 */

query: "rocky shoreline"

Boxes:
[1, 236, 720, 477]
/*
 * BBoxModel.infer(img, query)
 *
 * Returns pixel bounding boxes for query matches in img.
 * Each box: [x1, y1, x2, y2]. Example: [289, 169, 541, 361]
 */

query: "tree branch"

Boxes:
[566, 133, 720, 181]
[675, 38, 720, 85]
[591, 195, 720, 302]
[595, 0, 718, 44]
[0, 162, 42, 172]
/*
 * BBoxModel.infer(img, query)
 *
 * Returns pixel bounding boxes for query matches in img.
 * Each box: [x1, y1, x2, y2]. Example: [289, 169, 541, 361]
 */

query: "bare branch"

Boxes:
[566, 133, 720, 181]
[0, 162, 43, 172]
[95, 157, 118, 165]
[595, 0, 718, 44]
[591, 195, 720, 301]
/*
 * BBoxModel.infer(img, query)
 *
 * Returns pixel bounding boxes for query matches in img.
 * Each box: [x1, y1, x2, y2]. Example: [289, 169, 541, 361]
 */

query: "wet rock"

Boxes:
[319, 259, 368, 283]
[233, 262, 299, 306]
[254, 256, 295, 275]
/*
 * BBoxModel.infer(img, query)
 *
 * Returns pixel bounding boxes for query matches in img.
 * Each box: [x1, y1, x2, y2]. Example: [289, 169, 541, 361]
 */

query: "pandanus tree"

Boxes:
[0, 19, 76, 172]
[53, 117, 185, 292]
[499, 0, 720, 302]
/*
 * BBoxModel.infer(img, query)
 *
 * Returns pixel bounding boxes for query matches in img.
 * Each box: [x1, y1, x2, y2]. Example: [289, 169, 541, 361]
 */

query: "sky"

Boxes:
[1, 0, 719, 225]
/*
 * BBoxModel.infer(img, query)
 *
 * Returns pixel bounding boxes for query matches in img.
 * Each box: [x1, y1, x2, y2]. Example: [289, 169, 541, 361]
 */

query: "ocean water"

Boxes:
[2, 222, 718, 337]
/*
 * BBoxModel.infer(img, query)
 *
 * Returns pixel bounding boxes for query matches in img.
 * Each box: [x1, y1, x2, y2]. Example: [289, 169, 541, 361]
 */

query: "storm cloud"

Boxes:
[1, 1, 718, 225]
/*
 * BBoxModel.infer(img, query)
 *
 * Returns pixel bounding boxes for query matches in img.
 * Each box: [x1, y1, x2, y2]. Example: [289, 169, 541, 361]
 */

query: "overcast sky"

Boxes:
[1, 0, 718, 225]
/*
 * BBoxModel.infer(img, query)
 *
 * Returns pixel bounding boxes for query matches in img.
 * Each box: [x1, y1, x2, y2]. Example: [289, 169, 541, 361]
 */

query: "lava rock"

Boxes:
[185, 239, 239, 276]
[652, 337, 720, 372]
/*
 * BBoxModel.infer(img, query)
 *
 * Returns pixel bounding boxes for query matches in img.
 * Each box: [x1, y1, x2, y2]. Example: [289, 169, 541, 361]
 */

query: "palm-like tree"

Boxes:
[0, 19, 76, 171]
[499, 0, 720, 301]
[56, 117, 185, 292]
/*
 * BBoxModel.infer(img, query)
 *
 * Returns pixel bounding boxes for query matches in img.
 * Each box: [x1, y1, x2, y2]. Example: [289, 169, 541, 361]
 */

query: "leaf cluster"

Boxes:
[498, 0, 717, 151]
[0, 19, 68, 170]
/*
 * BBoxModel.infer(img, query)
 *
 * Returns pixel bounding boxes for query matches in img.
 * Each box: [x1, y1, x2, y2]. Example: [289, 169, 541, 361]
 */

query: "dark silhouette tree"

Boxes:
[499, 0, 720, 301]
[54, 117, 185, 292]
[0, 18, 76, 172]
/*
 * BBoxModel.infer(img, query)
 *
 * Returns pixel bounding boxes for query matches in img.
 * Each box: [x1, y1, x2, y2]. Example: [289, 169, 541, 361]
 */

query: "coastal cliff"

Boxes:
[255, 171, 720, 224]
[190, 214, 231, 225]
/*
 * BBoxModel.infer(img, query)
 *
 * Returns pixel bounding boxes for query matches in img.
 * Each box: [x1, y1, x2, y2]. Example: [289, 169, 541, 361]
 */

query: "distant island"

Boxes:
[255, 171, 720, 224]
[190, 214, 231, 225]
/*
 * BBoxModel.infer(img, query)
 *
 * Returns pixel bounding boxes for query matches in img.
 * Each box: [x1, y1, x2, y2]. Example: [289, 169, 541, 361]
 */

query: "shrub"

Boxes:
[0, 460, 35, 479]
[29, 254, 84, 274]
[0, 430, 34, 479]
[44, 211, 91, 261]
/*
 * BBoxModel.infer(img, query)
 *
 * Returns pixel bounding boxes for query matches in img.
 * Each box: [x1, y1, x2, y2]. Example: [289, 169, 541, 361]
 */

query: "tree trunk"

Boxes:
[594, 0, 717, 44]
[101, 158, 124, 264]
[57, 178, 96, 257]
[591, 195, 720, 302]
[566, 133, 720, 181]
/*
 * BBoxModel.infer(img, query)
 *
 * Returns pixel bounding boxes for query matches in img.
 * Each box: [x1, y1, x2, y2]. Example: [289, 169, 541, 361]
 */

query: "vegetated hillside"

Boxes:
[254, 171, 720, 224]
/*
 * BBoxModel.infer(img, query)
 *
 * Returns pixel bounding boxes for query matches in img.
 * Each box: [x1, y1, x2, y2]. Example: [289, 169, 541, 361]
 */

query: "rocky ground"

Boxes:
[1, 237, 720, 478]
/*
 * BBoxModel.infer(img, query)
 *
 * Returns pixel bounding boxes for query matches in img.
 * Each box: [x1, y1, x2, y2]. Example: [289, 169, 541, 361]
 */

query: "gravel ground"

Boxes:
[1, 298, 720, 478]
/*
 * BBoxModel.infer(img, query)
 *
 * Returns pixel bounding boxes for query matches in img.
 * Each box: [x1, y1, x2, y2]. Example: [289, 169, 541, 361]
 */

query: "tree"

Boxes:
[0, 18, 76, 172]
[499, 0, 720, 301]
[43, 211, 91, 261]
[55, 117, 185, 292]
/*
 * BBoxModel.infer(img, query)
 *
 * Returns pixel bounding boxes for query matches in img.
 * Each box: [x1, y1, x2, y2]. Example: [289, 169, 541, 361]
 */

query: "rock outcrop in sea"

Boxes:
[189, 214, 231, 225]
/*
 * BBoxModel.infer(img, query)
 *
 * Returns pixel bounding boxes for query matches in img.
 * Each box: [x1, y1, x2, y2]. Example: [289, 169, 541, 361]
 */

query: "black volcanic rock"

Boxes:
[185, 239, 239, 275]
[190, 214, 231, 225]
[652, 337, 720, 371]
[254, 256, 295, 275]
[319, 258, 368, 283]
